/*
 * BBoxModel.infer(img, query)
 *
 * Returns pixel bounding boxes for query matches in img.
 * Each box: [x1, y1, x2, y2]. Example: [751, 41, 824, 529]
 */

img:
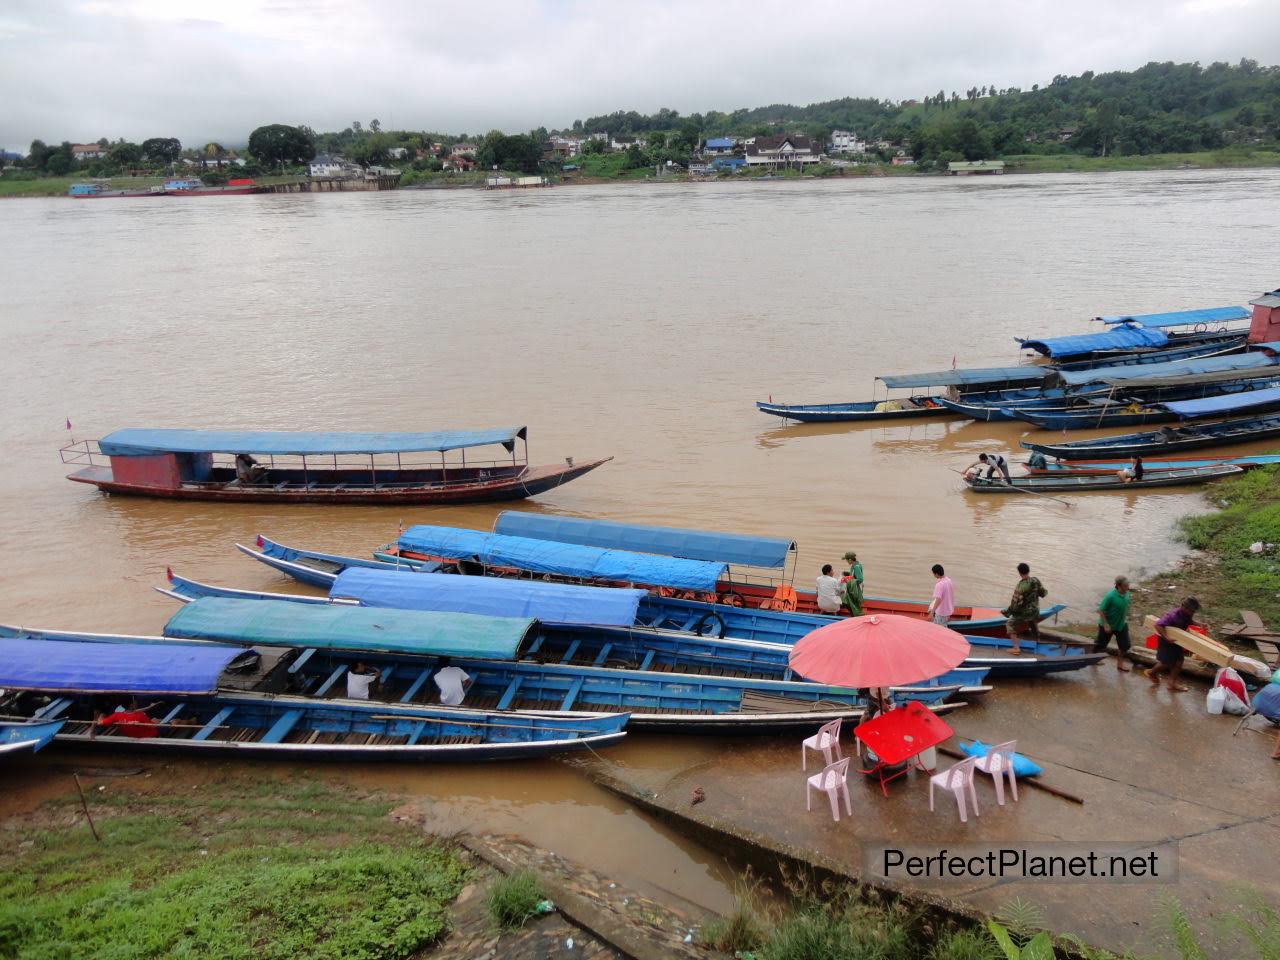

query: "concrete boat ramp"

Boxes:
[588, 661, 1280, 958]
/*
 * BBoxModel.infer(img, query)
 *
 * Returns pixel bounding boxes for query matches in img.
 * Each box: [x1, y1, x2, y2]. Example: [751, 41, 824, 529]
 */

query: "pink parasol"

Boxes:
[788, 614, 971, 687]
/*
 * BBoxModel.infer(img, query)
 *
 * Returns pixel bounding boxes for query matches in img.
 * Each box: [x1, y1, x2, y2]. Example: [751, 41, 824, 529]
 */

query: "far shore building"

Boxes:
[309, 154, 346, 177]
[71, 144, 106, 160]
[948, 159, 1003, 175]
[701, 137, 737, 156]
[609, 134, 647, 152]
[829, 130, 866, 154]
[891, 155, 916, 166]
[451, 143, 478, 157]
[744, 134, 819, 170]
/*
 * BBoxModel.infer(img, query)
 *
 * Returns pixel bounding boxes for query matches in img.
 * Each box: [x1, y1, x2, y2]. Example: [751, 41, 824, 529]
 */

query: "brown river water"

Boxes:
[2, 169, 1279, 909]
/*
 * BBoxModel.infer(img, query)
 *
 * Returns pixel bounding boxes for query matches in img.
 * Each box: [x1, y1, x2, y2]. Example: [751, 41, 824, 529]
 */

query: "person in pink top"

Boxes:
[926, 564, 955, 626]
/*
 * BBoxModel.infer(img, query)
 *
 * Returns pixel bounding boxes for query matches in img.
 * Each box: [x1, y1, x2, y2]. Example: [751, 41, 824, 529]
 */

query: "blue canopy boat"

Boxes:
[61, 427, 610, 505]
[0, 634, 628, 760]
[1019, 307, 1250, 361]
[755, 396, 955, 423]
[239, 531, 1063, 638]
[13, 609, 954, 732]
[162, 569, 1091, 679]
[1023, 387, 1280, 459]
[156, 596, 973, 707]
[0, 719, 64, 757]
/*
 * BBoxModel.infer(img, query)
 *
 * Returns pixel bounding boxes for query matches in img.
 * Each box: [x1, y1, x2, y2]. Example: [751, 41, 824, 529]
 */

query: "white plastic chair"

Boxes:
[805, 757, 853, 822]
[974, 740, 1019, 806]
[929, 756, 980, 823]
[801, 718, 843, 770]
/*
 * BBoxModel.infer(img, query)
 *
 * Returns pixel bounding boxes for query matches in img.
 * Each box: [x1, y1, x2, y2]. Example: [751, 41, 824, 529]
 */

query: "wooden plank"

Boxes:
[639, 650, 656, 671]
[33, 698, 72, 720]
[160, 704, 185, 724]
[315, 665, 347, 696]
[400, 668, 432, 703]
[288, 647, 318, 674]
[260, 710, 303, 744]
[559, 640, 581, 664]
[193, 707, 234, 742]
[559, 677, 586, 711]
[405, 720, 427, 746]
[496, 677, 524, 710]
[592, 643, 614, 666]
[526, 635, 545, 654]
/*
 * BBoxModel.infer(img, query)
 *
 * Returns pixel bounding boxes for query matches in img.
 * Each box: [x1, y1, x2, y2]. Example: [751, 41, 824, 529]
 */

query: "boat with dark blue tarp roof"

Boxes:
[61, 427, 609, 504]
[0, 633, 628, 760]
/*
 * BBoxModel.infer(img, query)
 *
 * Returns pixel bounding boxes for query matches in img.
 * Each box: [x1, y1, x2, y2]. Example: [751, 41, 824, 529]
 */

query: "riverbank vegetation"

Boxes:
[1141, 464, 1280, 631]
[699, 882, 1280, 959]
[0, 773, 469, 960]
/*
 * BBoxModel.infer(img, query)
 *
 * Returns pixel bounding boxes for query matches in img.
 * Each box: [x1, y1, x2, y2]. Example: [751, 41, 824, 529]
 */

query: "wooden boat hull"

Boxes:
[965, 464, 1242, 493]
[0, 719, 64, 756]
[10, 693, 627, 761]
[67, 458, 611, 504]
[1010, 407, 1176, 431]
[1026, 454, 1280, 476]
[238, 536, 436, 588]
[1022, 414, 1280, 459]
[755, 398, 955, 423]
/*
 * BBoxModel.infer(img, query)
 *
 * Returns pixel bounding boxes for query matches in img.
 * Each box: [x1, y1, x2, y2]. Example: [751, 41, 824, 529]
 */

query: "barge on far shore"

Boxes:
[61, 427, 609, 505]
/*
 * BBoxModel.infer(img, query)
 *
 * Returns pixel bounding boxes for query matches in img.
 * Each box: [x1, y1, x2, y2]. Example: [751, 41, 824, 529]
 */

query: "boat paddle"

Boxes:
[950, 467, 1073, 508]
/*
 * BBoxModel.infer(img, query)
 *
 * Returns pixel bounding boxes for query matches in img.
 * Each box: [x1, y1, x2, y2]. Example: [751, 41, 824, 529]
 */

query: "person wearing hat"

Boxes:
[841, 551, 865, 616]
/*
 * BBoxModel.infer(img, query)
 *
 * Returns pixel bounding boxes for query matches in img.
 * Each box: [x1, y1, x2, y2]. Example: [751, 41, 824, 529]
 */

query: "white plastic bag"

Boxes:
[1205, 686, 1226, 715]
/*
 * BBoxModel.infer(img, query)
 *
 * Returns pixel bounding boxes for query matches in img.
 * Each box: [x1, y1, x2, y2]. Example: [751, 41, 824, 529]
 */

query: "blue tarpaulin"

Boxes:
[398, 526, 727, 591]
[493, 513, 796, 568]
[1018, 324, 1169, 358]
[165, 597, 535, 659]
[1058, 351, 1280, 386]
[877, 366, 1049, 390]
[1161, 384, 1280, 419]
[1096, 306, 1249, 328]
[98, 428, 527, 457]
[331, 569, 646, 626]
[0, 638, 240, 694]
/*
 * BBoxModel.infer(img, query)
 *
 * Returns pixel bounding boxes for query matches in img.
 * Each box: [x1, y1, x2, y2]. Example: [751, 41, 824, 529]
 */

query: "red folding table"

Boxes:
[854, 701, 954, 797]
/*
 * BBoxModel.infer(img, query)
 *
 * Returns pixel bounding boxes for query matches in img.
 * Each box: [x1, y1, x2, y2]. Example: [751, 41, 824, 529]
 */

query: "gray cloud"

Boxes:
[1, 0, 1276, 149]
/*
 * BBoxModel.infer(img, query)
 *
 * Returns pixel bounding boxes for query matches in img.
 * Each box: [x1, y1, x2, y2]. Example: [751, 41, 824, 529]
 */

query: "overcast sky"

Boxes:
[1, 0, 1275, 149]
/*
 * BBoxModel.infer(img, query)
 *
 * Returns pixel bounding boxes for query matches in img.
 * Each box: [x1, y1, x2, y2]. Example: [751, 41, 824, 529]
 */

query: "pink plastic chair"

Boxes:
[929, 756, 980, 823]
[801, 718, 843, 770]
[805, 757, 853, 822]
[973, 740, 1019, 806]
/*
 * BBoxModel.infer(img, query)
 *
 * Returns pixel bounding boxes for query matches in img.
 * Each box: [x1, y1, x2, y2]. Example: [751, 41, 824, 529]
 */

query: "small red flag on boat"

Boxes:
[65, 418, 72, 431]
[398, 518, 404, 537]
[768, 394, 772, 403]
[255, 534, 265, 548]
[166, 566, 174, 581]
[951, 355, 957, 370]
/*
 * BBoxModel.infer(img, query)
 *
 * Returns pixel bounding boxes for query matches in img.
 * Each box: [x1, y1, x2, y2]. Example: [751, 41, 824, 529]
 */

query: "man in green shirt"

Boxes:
[1093, 575, 1132, 671]
[841, 551, 864, 617]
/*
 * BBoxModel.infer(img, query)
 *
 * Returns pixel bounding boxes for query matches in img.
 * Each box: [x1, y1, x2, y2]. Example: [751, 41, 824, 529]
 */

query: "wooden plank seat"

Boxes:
[739, 691, 851, 714]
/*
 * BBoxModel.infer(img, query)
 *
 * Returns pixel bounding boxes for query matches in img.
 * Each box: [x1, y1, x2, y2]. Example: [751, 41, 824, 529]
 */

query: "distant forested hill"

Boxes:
[570, 59, 1280, 163]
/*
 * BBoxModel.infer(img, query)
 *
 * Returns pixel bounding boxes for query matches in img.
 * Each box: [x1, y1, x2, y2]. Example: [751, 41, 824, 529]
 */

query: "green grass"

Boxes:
[483, 869, 543, 931]
[1175, 463, 1280, 628]
[0, 776, 469, 960]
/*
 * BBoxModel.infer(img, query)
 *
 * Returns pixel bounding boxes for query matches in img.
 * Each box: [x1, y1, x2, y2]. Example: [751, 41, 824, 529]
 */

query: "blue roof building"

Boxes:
[703, 137, 737, 155]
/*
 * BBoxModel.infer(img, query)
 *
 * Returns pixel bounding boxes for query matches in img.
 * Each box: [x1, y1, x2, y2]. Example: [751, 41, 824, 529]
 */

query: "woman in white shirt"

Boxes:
[815, 564, 843, 615]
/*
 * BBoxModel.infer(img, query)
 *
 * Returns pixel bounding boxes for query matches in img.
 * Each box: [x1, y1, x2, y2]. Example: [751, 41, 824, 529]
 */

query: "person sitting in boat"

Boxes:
[815, 564, 843, 615]
[433, 660, 473, 707]
[964, 453, 1012, 483]
[346, 662, 379, 700]
[1026, 451, 1048, 470]
[1117, 456, 1145, 484]
[234, 453, 266, 484]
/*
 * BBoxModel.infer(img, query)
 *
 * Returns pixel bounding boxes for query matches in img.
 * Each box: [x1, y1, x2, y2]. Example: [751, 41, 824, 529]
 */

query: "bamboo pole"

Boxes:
[73, 774, 101, 842]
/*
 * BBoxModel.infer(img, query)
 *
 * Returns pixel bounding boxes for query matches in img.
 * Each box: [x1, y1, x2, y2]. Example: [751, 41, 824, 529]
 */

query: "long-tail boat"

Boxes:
[239, 531, 1064, 637]
[0, 634, 628, 760]
[1023, 453, 1280, 476]
[163, 569, 1094, 679]
[965, 464, 1243, 493]
[1023, 390, 1280, 460]
[61, 428, 609, 504]
[18, 602, 954, 732]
